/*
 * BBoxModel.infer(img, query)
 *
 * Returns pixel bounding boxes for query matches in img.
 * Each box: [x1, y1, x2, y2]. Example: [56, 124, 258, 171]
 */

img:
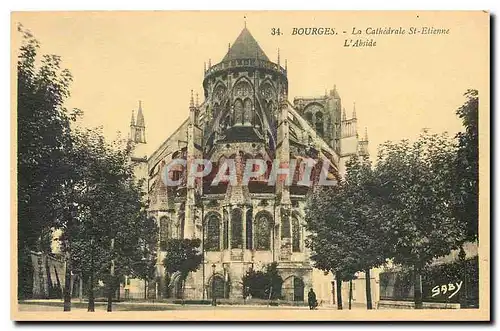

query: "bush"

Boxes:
[242, 262, 283, 300]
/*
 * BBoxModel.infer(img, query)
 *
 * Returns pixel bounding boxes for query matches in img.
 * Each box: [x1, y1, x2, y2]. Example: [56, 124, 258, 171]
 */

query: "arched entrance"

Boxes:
[208, 275, 229, 299]
[170, 273, 185, 299]
[293, 277, 305, 302]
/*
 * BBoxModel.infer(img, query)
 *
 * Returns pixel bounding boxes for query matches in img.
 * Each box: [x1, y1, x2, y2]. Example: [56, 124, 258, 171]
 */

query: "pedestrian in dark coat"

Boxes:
[308, 288, 317, 310]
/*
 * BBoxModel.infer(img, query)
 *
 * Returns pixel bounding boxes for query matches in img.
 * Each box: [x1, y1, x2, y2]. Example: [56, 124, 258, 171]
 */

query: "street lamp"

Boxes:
[211, 263, 216, 306]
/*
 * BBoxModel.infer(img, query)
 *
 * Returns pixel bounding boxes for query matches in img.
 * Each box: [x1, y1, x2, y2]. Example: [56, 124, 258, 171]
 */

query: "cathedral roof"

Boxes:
[222, 27, 270, 62]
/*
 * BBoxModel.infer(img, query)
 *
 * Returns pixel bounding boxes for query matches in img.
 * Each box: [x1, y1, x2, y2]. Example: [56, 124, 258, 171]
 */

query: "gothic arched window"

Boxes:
[281, 209, 291, 239]
[305, 112, 313, 123]
[292, 216, 301, 252]
[160, 216, 170, 250]
[267, 100, 275, 115]
[205, 213, 221, 251]
[223, 209, 229, 249]
[231, 208, 243, 248]
[246, 208, 253, 250]
[255, 211, 272, 250]
[234, 99, 244, 125]
[316, 112, 324, 135]
[243, 98, 252, 124]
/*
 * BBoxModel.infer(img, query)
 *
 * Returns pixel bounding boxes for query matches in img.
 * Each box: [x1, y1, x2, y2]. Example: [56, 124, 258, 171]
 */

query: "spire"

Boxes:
[130, 109, 135, 126]
[136, 100, 145, 127]
[208, 58, 211, 67]
[195, 93, 199, 107]
[222, 27, 269, 62]
[277, 48, 280, 66]
[190, 90, 194, 108]
[352, 102, 357, 119]
[285, 59, 287, 71]
[364, 127, 368, 141]
[332, 84, 340, 98]
[342, 107, 347, 121]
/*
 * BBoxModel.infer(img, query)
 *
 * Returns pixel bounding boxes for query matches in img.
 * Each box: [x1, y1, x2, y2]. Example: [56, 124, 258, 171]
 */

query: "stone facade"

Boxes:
[128, 27, 369, 303]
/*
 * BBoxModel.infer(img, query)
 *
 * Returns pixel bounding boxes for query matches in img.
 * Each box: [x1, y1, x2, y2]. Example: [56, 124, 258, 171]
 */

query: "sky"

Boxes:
[11, 11, 489, 160]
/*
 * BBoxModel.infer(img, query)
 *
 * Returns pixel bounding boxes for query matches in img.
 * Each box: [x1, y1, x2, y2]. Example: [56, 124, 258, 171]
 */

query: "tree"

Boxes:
[374, 131, 460, 309]
[61, 128, 155, 312]
[342, 156, 391, 309]
[242, 262, 283, 300]
[305, 184, 355, 310]
[130, 215, 159, 300]
[17, 24, 80, 299]
[162, 238, 202, 298]
[452, 89, 479, 308]
[305, 156, 390, 310]
[453, 89, 479, 243]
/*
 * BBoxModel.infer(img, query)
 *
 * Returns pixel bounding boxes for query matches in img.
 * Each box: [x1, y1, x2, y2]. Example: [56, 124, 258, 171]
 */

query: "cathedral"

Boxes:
[126, 26, 369, 303]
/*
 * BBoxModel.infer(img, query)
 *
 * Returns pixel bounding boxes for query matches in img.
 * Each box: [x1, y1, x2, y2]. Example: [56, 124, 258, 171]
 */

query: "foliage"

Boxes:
[16, 25, 157, 307]
[305, 90, 478, 309]
[305, 156, 389, 308]
[59, 128, 155, 310]
[17, 24, 80, 297]
[130, 216, 159, 284]
[242, 262, 283, 300]
[162, 238, 202, 294]
[375, 131, 461, 269]
[453, 90, 479, 243]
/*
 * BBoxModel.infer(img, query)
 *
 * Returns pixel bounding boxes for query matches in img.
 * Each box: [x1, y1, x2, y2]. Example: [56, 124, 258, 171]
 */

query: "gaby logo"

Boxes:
[161, 158, 338, 187]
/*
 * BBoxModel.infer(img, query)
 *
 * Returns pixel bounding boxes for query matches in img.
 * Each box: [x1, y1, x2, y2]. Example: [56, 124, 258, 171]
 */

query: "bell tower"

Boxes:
[129, 101, 148, 188]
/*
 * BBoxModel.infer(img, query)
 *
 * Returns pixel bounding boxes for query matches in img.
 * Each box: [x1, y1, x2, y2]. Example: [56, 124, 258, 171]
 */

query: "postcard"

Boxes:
[11, 10, 489, 321]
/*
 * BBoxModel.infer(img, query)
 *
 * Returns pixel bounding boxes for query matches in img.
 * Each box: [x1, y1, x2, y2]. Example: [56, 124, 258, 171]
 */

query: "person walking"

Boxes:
[308, 288, 318, 310]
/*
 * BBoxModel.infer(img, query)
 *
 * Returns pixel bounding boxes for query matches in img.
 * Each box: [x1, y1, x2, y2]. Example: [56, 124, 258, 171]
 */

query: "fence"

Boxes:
[379, 256, 479, 307]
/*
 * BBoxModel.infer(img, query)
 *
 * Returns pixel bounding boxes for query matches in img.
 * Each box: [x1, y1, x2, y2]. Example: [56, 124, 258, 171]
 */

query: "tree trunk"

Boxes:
[182, 279, 186, 305]
[88, 243, 95, 312]
[335, 271, 343, 310]
[106, 279, 113, 312]
[144, 279, 147, 300]
[365, 269, 373, 309]
[63, 250, 72, 311]
[116, 280, 121, 301]
[459, 245, 468, 308]
[88, 273, 95, 312]
[331, 280, 335, 304]
[44, 258, 53, 298]
[414, 265, 423, 309]
[107, 238, 115, 311]
[79, 275, 83, 302]
[348, 279, 352, 310]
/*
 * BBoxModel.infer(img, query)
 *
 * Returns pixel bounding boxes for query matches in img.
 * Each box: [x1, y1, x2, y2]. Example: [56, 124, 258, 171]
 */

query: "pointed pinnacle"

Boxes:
[190, 90, 194, 107]
[352, 102, 357, 118]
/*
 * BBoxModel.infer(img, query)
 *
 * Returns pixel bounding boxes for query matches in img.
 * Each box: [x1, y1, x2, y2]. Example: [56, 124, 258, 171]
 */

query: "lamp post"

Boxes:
[211, 263, 216, 306]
